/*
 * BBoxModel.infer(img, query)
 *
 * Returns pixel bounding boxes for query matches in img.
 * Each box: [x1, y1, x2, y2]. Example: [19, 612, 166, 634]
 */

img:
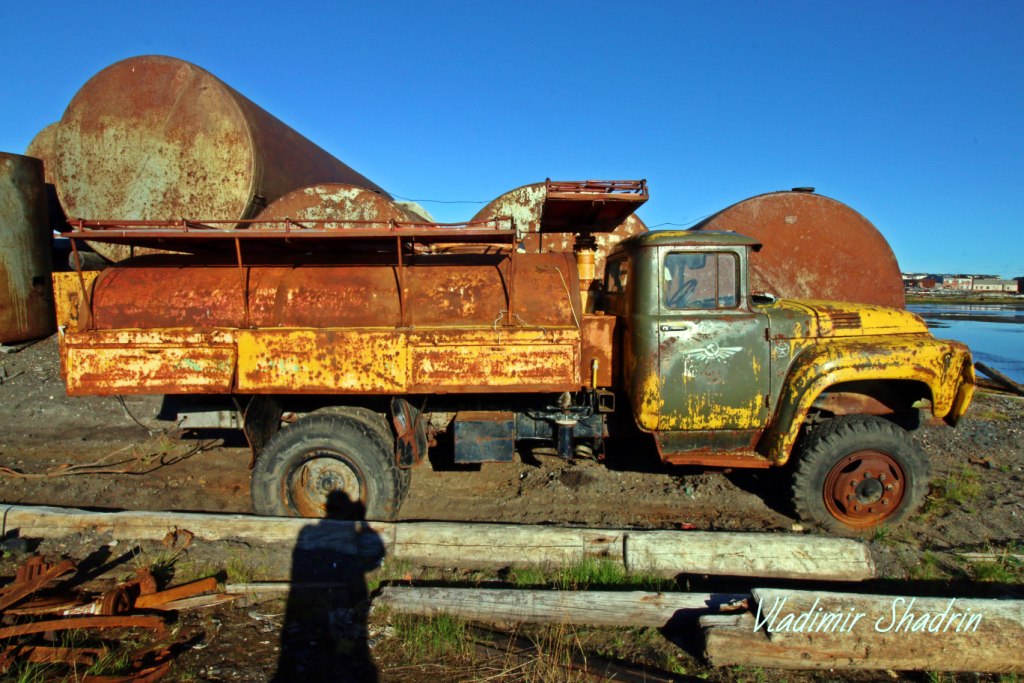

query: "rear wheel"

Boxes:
[792, 415, 929, 534]
[251, 414, 406, 520]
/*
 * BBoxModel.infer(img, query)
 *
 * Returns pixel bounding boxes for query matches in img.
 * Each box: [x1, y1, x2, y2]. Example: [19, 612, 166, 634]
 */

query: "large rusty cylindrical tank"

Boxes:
[691, 190, 905, 308]
[254, 184, 422, 228]
[470, 182, 647, 281]
[54, 55, 388, 262]
[25, 122, 70, 233]
[0, 153, 55, 343]
[87, 251, 579, 331]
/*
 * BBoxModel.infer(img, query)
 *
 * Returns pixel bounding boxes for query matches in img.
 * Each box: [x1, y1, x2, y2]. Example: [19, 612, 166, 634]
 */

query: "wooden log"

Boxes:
[975, 362, 1024, 396]
[625, 531, 876, 581]
[0, 504, 393, 557]
[392, 522, 624, 568]
[1, 505, 874, 580]
[376, 586, 747, 627]
[702, 588, 1024, 672]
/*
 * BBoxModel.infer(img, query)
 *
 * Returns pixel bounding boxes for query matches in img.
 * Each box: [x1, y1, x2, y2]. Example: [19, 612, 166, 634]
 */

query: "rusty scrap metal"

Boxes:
[0, 557, 76, 612]
[0, 553, 230, 680]
[134, 576, 218, 609]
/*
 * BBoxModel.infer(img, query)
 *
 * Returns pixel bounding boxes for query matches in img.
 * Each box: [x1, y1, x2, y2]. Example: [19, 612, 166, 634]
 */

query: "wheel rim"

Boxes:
[823, 449, 906, 528]
[285, 450, 365, 518]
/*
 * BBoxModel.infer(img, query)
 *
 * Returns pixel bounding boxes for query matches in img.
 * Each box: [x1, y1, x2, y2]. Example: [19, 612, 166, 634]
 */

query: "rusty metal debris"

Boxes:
[0, 552, 235, 680]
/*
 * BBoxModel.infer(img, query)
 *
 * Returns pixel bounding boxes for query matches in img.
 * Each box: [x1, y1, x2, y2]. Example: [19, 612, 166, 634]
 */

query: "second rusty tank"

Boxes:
[691, 189, 905, 308]
[54, 55, 387, 261]
[25, 122, 70, 234]
[253, 184, 422, 229]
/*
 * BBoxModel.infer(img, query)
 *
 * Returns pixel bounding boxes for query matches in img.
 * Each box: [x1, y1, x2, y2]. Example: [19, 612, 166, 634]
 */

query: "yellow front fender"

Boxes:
[762, 335, 974, 464]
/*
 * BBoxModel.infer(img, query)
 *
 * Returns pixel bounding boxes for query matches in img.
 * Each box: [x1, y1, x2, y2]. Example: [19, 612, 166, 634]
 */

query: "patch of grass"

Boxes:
[509, 565, 549, 587]
[730, 665, 770, 683]
[554, 558, 628, 590]
[225, 554, 258, 584]
[925, 466, 982, 516]
[4, 662, 62, 683]
[391, 613, 471, 662]
[549, 558, 674, 591]
[86, 646, 135, 677]
[871, 524, 896, 545]
[964, 548, 1024, 584]
[907, 551, 945, 581]
[968, 405, 1013, 421]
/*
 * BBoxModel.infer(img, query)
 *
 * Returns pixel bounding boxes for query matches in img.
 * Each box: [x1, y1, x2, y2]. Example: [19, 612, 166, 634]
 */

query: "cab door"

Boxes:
[656, 248, 771, 431]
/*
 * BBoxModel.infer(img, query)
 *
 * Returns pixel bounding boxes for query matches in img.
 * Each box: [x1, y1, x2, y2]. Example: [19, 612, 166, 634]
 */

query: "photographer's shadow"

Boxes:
[273, 491, 385, 682]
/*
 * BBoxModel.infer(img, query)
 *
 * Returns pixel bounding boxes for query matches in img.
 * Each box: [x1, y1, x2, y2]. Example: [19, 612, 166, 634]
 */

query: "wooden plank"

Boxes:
[975, 362, 1024, 396]
[625, 531, 876, 581]
[375, 586, 747, 627]
[392, 522, 624, 568]
[1, 505, 874, 581]
[702, 588, 1024, 672]
[0, 505, 394, 556]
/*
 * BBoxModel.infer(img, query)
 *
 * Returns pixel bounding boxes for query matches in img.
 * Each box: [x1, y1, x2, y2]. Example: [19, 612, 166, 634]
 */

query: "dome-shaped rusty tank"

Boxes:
[25, 122, 70, 234]
[0, 153, 54, 342]
[691, 190, 905, 308]
[470, 182, 647, 280]
[254, 184, 422, 228]
[54, 55, 387, 261]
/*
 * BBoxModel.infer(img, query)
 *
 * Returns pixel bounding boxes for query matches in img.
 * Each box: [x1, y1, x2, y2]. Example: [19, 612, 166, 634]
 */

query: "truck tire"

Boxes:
[792, 415, 929, 534]
[310, 405, 412, 500]
[251, 414, 406, 520]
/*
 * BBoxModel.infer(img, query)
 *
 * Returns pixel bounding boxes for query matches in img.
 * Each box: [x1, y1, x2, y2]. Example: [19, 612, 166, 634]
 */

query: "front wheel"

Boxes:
[251, 414, 406, 520]
[792, 415, 929, 534]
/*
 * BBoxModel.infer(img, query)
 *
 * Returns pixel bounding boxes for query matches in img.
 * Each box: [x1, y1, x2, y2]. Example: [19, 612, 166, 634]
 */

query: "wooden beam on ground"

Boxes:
[392, 522, 624, 568]
[702, 588, 1024, 672]
[975, 362, 1024, 397]
[625, 530, 876, 581]
[375, 586, 747, 628]
[0, 505, 875, 580]
[0, 504, 393, 559]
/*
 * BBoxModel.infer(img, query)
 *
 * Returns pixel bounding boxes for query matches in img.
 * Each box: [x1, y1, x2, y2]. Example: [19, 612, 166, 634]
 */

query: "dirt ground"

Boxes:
[1, 335, 1022, 681]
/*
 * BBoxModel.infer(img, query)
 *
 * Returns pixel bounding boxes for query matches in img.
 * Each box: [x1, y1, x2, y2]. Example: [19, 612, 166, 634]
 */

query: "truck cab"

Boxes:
[602, 230, 975, 532]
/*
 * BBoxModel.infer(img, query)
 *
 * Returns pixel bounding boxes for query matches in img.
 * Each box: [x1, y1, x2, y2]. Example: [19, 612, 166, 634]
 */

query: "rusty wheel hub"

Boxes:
[290, 451, 363, 517]
[823, 449, 905, 528]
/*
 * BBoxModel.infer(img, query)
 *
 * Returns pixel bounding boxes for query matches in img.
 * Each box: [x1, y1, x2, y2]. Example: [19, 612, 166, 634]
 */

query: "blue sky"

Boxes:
[2, 1, 1021, 276]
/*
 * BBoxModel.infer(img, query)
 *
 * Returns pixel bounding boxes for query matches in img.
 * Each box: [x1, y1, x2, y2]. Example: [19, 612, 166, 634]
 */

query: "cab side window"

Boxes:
[605, 257, 629, 294]
[664, 252, 738, 309]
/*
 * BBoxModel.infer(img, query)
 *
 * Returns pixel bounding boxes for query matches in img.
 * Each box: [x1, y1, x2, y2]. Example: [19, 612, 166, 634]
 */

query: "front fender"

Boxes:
[761, 335, 973, 464]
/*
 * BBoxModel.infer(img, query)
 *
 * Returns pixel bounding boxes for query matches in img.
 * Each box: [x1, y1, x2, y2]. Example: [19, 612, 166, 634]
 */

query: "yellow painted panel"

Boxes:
[237, 329, 407, 393]
[66, 344, 235, 395]
[409, 340, 579, 390]
[52, 271, 99, 332]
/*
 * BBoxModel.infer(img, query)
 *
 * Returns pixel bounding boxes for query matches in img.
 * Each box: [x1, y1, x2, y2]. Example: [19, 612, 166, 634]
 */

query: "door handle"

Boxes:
[660, 324, 692, 332]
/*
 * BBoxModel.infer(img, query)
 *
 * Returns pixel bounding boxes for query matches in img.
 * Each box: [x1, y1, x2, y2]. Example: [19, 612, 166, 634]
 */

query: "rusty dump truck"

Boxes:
[52, 180, 975, 533]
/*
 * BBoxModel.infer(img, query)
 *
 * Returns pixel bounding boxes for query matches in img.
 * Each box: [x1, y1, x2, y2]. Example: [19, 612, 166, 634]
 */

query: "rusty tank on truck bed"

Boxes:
[52, 181, 974, 533]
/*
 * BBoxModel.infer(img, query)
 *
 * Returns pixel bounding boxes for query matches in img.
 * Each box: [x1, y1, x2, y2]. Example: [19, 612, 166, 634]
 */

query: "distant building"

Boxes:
[973, 278, 1020, 293]
[943, 276, 974, 290]
[902, 274, 941, 290]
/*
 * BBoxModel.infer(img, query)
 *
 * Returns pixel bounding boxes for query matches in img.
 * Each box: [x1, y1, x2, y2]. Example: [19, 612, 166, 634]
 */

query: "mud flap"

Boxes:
[390, 397, 428, 468]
